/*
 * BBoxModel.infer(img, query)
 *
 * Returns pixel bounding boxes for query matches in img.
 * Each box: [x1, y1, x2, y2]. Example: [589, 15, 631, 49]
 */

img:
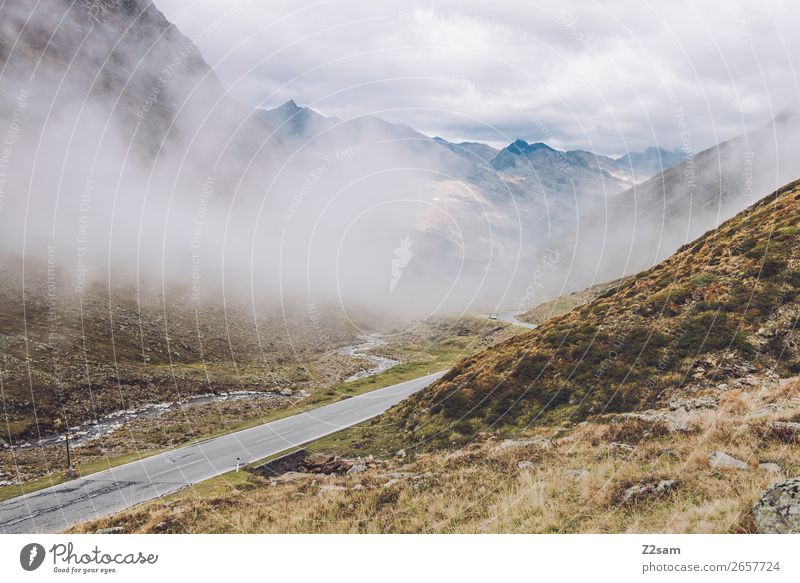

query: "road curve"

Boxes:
[486, 312, 537, 330]
[0, 371, 445, 534]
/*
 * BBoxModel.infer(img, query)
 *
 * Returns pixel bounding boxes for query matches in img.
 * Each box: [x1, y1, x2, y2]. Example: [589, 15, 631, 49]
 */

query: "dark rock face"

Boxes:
[253, 449, 384, 478]
[754, 477, 800, 533]
[253, 449, 310, 477]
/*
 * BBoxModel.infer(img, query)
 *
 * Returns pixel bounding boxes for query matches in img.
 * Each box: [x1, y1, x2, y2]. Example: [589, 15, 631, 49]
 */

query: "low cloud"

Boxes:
[157, 0, 800, 155]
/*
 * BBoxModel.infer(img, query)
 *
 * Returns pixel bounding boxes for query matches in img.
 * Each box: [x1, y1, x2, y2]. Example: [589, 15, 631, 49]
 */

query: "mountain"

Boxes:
[0, 0, 289, 278]
[252, 100, 695, 314]
[491, 140, 554, 169]
[73, 181, 800, 533]
[431, 137, 500, 166]
[615, 146, 684, 177]
[257, 100, 423, 150]
[253, 101, 557, 311]
[257, 100, 338, 145]
[383, 178, 800, 449]
[0, 0, 281, 165]
[487, 139, 682, 206]
[518, 102, 800, 305]
[0, 0, 341, 307]
[0, 0, 348, 445]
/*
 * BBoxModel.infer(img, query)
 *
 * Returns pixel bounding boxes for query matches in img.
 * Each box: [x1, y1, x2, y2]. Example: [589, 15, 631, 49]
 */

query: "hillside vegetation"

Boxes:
[519, 278, 628, 325]
[385, 179, 800, 449]
[70, 179, 800, 534]
[73, 374, 800, 534]
[0, 259, 364, 443]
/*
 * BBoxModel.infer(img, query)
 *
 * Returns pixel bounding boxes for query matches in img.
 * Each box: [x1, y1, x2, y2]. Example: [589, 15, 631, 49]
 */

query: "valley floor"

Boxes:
[70, 375, 800, 534]
[0, 317, 511, 501]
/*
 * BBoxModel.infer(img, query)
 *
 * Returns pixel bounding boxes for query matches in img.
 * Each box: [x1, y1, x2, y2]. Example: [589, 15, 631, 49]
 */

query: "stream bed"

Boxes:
[10, 390, 296, 450]
[8, 334, 398, 451]
[337, 334, 400, 382]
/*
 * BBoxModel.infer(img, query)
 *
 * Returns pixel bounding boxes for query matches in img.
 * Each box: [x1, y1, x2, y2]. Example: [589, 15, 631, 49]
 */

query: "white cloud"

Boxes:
[154, 0, 800, 154]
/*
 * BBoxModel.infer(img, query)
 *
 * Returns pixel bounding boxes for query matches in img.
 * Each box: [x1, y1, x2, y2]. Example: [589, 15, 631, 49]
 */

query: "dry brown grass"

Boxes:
[71, 375, 800, 534]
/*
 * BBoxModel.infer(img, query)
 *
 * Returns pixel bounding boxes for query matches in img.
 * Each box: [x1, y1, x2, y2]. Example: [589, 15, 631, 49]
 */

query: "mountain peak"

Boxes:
[506, 140, 556, 156]
[615, 146, 684, 174]
[276, 99, 301, 113]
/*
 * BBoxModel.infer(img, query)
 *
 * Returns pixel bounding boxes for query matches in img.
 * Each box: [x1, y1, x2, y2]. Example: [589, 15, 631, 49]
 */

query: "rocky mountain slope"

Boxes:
[0, 0, 309, 445]
[488, 139, 670, 202]
[522, 102, 800, 303]
[0, 0, 282, 168]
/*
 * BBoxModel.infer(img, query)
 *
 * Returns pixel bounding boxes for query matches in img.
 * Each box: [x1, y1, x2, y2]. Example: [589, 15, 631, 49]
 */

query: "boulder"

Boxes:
[272, 471, 317, 484]
[565, 468, 588, 479]
[621, 479, 676, 505]
[612, 411, 688, 432]
[754, 477, 800, 533]
[346, 464, 368, 475]
[280, 388, 294, 397]
[668, 396, 718, 411]
[606, 442, 635, 453]
[495, 437, 553, 451]
[94, 526, 125, 534]
[517, 460, 535, 470]
[708, 451, 748, 470]
[759, 462, 782, 474]
[378, 472, 416, 480]
[299, 454, 353, 474]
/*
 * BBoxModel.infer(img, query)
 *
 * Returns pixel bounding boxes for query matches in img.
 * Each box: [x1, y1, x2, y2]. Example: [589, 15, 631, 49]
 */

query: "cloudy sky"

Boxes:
[155, 0, 800, 155]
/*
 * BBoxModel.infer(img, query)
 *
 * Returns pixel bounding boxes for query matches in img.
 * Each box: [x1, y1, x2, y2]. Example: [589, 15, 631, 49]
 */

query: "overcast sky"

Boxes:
[154, 0, 800, 155]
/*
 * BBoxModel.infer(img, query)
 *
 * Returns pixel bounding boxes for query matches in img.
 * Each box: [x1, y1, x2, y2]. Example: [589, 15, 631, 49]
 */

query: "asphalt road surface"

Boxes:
[488, 312, 538, 330]
[0, 371, 445, 534]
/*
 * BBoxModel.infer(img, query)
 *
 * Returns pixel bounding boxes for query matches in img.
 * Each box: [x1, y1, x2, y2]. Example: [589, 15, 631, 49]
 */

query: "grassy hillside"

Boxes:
[0, 297, 510, 497]
[0, 258, 371, 443]
[385, 179, 800, 449]
[72, 375, 800, 534]
[66, 180, 800, 534]
[519, 278, 627, 325]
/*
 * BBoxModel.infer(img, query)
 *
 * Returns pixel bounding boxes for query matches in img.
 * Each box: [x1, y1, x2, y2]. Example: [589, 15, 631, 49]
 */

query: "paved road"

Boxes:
[487, 312, 538, 330]
[0, 371, 445, 534]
